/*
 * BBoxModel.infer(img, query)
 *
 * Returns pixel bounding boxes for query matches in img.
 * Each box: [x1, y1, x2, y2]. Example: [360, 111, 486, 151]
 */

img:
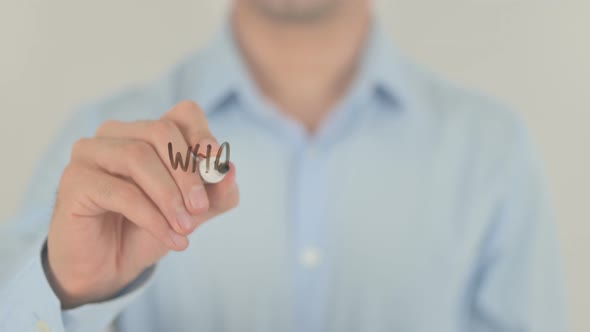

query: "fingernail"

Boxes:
[189, 185, 209, 211]
[177, 209, 196, 231]
[169, 230, 187, 248]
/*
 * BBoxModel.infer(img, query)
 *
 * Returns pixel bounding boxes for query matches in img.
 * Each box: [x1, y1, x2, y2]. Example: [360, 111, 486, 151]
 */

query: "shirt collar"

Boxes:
[360, 21, 413, 110]
[176, 19, 413, 114]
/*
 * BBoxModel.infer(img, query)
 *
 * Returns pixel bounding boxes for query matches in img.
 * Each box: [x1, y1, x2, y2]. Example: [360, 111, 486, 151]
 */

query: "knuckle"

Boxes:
[116, 182, 139, 205]
[71, 137, 91, 159]
[172, 100, 206, 120]
[61, 163, 80, 182]
[124, 141, 154, 165]
[96, 178, 116, 201]
[59, 163, 86, 190]
[95, 120, 120, 136]
[176, 100, 201, 113]
[151, 119, 178, 141]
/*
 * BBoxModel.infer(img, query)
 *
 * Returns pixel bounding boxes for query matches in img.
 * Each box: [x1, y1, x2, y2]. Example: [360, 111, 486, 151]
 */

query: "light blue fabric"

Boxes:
[0, 21, 568, 332]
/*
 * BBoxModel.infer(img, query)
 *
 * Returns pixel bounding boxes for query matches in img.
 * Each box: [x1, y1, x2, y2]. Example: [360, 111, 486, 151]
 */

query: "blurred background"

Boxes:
[0, 0, 588, 330]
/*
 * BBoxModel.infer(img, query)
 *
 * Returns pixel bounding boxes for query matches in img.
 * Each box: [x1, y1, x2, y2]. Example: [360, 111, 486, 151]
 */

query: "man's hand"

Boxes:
[45, 101, 239, 308]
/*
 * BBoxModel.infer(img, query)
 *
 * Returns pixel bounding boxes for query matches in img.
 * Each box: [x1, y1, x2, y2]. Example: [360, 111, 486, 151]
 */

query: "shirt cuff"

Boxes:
[1, 237, 65, 332]
[0, 237, 156, 332]
[61, 262, 155, 332]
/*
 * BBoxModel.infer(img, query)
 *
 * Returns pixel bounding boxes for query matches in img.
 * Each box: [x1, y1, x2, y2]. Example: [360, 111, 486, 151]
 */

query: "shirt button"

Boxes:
[36, 320, 51, 332]
[300, 247, 322, 268]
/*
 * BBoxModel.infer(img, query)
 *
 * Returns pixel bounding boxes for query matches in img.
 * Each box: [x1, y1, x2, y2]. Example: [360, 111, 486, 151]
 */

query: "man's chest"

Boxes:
[141, 126, 496, 331]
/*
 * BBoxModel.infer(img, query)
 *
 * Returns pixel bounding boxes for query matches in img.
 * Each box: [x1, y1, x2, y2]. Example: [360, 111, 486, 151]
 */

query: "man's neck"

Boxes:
[232, 1, 371, 133]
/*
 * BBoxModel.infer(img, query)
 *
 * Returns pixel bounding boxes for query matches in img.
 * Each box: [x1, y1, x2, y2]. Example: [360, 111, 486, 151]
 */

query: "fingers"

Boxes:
[95, 118, 211, 222]
[92, 100, 238, 235]
[163, 101, 214, 146]
[61, 164, 188, 251]
[71, 137, 200, 235]
[96, 100, 237, 210]
[159, 101, 239, 225]
[162, 100, 219, 155]
[192, 162, 240, 225]
[205, 162, 239, 211]
[162, 101, 235, 183]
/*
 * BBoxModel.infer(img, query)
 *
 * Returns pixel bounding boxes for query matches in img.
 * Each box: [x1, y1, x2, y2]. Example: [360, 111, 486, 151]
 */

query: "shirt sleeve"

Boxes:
[0, 231, 155, 332]
[469, 124, 569, 331]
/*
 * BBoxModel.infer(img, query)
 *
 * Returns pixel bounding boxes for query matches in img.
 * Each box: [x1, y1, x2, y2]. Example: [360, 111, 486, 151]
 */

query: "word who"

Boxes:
[167, 142, 230, 173]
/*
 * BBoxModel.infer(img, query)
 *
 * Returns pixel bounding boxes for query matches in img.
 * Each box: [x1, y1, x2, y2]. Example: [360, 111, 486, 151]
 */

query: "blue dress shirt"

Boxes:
[0, 21, 567, 332]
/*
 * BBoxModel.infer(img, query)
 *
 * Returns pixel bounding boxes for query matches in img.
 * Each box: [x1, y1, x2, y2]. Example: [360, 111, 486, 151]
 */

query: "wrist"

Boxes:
[42, 243, 95, 309]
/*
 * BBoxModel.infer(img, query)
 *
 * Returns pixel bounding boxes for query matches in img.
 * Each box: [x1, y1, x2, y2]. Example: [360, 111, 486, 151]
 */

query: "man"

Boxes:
[0, 0, 567, 331]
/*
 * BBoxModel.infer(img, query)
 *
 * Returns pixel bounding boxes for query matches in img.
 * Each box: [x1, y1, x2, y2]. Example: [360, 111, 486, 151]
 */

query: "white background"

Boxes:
[0, 0, 588, 330]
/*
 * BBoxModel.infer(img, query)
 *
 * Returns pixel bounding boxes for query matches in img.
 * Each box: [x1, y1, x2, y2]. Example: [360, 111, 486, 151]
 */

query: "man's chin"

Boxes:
[250, 0, 344, 23]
